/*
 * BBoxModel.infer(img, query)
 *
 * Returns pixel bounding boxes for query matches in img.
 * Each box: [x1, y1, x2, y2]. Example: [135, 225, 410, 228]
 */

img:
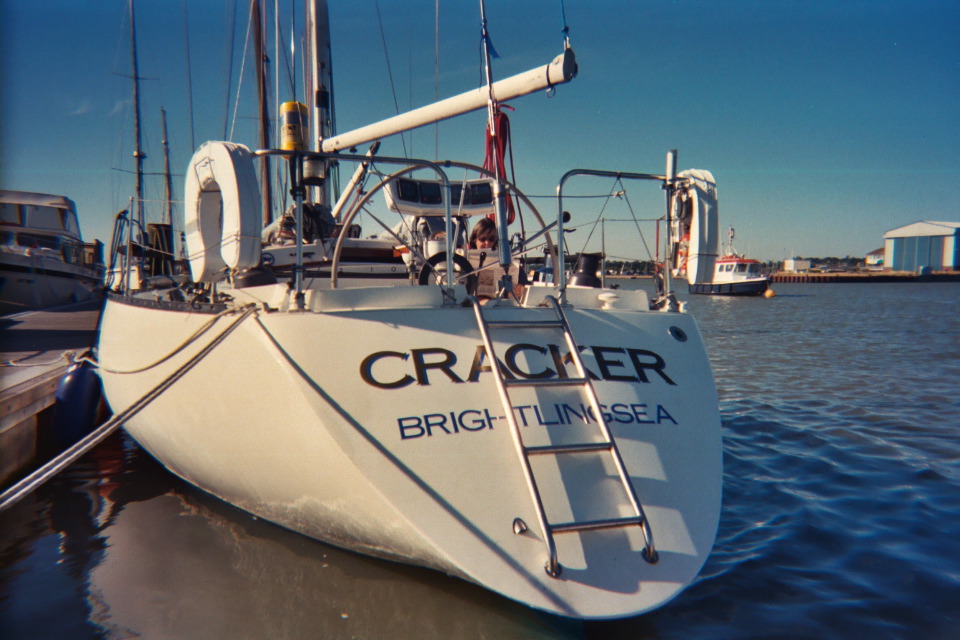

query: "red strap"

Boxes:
[483, 107, 516, 224]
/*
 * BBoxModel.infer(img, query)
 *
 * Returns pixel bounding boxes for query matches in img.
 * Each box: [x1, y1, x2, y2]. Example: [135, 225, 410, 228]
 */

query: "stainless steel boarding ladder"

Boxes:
[470, 294, 658, 577]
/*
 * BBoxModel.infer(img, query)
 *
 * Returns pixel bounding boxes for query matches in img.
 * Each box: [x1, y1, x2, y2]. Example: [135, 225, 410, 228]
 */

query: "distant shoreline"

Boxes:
[770, 271, 960, 283]
[602, 272, 960, 283]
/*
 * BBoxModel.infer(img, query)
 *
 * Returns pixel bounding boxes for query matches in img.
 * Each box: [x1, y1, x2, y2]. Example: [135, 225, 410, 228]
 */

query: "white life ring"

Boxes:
[184, 141, 262, 283]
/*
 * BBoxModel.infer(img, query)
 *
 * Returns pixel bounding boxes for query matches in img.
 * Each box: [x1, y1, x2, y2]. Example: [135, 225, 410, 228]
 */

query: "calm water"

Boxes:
[2, 282, 958, 639]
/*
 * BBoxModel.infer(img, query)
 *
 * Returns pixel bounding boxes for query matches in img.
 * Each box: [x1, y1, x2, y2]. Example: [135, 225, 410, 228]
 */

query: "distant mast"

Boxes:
[129, 0, 145, 233]
[252, 0, 273, 225]
[161, 107, 173, 225]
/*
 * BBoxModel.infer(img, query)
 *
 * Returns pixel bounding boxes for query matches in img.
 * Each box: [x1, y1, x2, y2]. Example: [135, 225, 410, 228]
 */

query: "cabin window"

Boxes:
[471, 182, 493, 205]
[16, 233, 60, 250]
[419, 182, 442, 205]
[62, 210, 81, 236]
[24, 205, 64, 231]
[449, 185, 464, 207]
[397, 179, 420, 203]
[1, 203, 22, 225]
[748, 264, 760, 274]
[735, 263, 748, 273]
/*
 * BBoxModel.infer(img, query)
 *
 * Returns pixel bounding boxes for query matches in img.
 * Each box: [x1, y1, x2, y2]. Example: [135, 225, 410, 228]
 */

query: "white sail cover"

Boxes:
[671, 170, 718, 286]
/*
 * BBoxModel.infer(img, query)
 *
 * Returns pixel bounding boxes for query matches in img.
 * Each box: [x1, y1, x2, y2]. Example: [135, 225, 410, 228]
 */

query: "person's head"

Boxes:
[470, 217, 498, 249]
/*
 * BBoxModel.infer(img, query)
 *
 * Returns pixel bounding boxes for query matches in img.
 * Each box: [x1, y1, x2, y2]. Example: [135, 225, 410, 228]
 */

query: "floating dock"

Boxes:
[0, 301, 102, 485]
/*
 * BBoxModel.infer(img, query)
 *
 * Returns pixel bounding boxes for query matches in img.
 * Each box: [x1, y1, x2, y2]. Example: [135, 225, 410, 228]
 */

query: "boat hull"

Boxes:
[689, 277, 769, 296]
[97, 284, 722, 618]
[0, 253, 102, 314]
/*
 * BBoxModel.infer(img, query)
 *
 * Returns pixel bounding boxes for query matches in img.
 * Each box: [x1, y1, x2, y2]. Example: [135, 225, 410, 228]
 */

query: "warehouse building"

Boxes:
[883, 221, 960, 272]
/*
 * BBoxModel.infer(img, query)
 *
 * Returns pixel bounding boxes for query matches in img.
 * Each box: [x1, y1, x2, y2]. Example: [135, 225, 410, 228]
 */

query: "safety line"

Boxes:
[0, 306, 255, 512]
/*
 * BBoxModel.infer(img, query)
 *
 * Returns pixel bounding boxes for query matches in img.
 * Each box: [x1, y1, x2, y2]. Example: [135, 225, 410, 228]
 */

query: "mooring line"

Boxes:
[0, 305, 256, 512]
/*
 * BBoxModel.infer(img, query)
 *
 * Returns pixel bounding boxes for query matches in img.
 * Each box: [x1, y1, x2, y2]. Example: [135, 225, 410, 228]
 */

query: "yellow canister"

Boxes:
[280, 101, 309, 151]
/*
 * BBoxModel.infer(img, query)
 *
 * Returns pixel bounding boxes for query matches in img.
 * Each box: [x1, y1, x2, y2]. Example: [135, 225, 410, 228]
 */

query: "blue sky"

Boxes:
[2, 0, 958, 262]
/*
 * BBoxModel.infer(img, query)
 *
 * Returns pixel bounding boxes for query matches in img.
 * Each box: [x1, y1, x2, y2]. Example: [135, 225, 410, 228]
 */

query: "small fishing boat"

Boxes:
[97, 0, 722, 619]
[0, 190, 104, 315]
[689, 228, 770, 296]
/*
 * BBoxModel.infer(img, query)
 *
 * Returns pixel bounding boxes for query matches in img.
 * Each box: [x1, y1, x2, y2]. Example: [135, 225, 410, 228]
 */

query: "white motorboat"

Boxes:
[97, 1, 722, 619]
[693, 256, 770, 296]
[0, 190, 104, 315]
[688, 228, 770, 296]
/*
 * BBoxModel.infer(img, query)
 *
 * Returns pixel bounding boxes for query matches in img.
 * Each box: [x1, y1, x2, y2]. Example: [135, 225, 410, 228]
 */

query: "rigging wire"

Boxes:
[222, 1, 239, 139]
[620, 183, 657, 261]
[572, 182, 619, 258]
[373, 0, 408, 157]
[558, 0, 571, 48]
[274, 0, 280, 148]
[434, 0, 440, 160]
[182, 0, 196, 152]
[570, 178, 659, 264]
[270, 0, 299, 217]
[228, 5, 254, 141]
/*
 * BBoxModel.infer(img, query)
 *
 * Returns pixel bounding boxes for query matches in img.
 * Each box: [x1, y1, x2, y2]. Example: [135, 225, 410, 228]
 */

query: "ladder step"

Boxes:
[472, 294, 657, 573]
[525, 442, 613, 455]
[502, 377, 589, 388]
[551, 515, 645, 534]
[486, 319, 565, 329]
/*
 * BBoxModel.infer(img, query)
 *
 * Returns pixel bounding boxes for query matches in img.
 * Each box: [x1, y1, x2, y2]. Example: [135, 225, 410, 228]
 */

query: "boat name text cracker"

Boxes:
[359, 344, 677, 389]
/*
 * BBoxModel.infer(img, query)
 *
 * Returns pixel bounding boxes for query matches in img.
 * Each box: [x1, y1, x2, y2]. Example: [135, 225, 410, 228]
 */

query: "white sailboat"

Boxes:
[97, 1, 722, 619]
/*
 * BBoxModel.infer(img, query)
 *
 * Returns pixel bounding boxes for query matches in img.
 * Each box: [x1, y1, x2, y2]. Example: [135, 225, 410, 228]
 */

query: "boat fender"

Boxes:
[184, 141, 262, 283]
[51, 359, 105, 449]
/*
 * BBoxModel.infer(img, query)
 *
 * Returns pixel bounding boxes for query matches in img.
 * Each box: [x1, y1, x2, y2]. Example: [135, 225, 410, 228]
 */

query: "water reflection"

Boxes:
[1, 434, 585, 639]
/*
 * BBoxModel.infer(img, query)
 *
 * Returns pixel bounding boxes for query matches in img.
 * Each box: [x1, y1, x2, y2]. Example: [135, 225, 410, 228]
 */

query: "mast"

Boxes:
[252, 0, 273, 225]
[479, 0, 498, 160]
[160, 108, 173, 225]
[307, 0, 334, 206]
[129, 0, 146, 234]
